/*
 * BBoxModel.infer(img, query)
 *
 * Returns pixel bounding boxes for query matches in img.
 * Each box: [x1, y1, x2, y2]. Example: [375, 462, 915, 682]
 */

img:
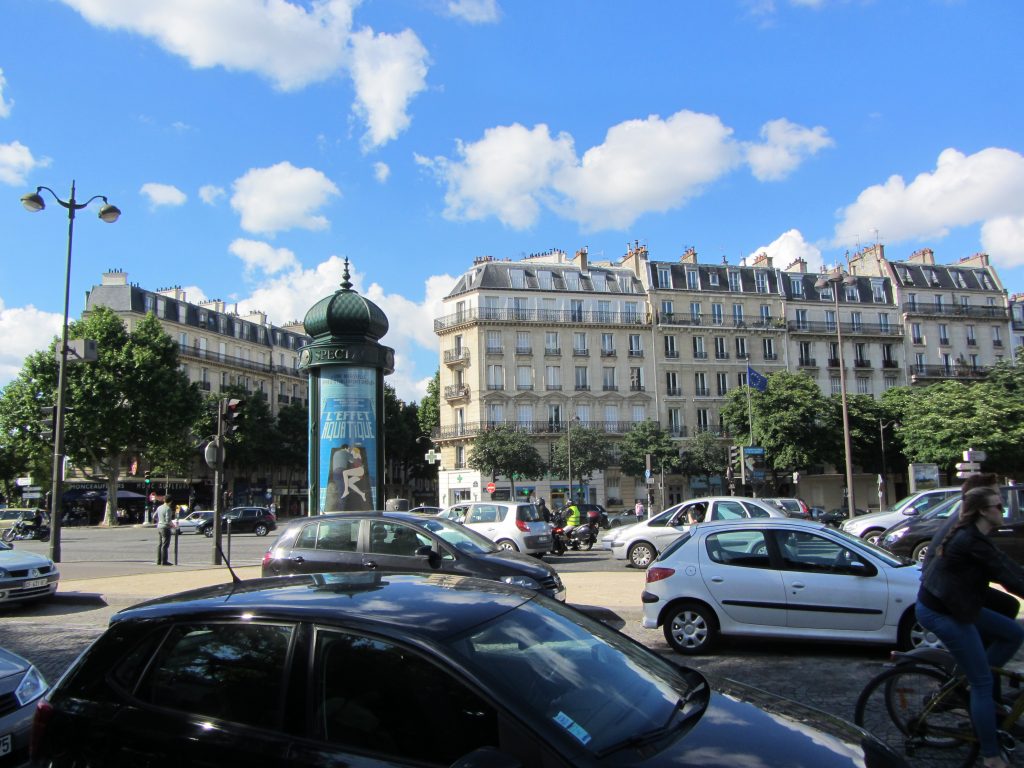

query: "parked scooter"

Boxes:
[549, 512, 598, 553]
[2, 512, 51, 542]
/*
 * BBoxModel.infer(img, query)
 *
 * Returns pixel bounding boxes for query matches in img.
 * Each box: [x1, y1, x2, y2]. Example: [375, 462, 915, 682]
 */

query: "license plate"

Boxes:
[0, 733, 11, 756]
[537, 535, 550, 544]
[23, 578, 48, 588]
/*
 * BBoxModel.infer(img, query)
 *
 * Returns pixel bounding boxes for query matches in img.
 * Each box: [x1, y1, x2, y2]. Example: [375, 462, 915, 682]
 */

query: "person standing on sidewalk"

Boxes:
[634, 499, 645, 521]
[155, 498, 174, 566]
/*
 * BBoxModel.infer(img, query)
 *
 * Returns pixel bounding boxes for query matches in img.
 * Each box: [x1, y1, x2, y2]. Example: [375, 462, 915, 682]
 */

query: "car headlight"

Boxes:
[500, 575, 541, 591]
[883, 528, 908, 543]
[15, 665, 47, 706]
[0, 567, 8, 578]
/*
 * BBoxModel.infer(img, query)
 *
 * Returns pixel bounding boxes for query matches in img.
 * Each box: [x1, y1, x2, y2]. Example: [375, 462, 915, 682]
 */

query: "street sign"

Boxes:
[24, 486, 41, 492]
[486, 481, 496, 494]
[955, 461, 980, 473]
[22, 492, 42, 499]
[15, 477, 31, 487]
[963, 449, 987, 462]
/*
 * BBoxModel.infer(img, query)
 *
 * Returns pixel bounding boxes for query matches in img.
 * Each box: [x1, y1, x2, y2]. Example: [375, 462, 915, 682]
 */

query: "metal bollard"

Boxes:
[226, 517, 232, 564]
[173, 525, 180, 565]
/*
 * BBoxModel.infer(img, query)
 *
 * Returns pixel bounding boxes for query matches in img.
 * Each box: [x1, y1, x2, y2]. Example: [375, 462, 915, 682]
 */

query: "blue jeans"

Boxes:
[915, 600, 1024, 758]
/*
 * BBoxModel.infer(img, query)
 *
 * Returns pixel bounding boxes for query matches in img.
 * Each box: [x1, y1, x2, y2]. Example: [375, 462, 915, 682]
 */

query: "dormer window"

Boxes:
[564, 272, 581, 291]
[728, 272, 741, 292]
[538, 270, 553, 290]
[686, 270, 698, 289]
[790, 276, 803, 296]
[926, 268, 941, 286]
[708, 272, 719, 287]
[755, 271, 768, 293]
[510, 269, 526, 289]
[657, 266, 672, 288]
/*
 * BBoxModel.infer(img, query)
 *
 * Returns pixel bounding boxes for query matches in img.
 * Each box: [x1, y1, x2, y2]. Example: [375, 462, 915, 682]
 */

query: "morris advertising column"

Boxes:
[299, 260, 394, 513]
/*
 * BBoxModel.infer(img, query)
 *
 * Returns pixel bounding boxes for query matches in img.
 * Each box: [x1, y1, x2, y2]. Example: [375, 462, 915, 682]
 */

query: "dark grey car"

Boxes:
[262, 511, 565, 601]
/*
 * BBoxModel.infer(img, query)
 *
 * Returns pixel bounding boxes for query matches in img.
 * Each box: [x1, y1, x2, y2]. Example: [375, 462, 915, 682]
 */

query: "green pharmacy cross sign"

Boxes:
[424, 449, 440, 465]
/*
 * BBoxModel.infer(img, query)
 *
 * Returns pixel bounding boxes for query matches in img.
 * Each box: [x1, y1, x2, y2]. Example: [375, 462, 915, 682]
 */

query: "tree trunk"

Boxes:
[102, 462, 122, 527]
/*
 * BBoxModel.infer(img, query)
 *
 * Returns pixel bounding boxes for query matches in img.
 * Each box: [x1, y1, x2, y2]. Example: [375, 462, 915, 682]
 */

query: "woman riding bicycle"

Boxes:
[916, 485, 1024, 767]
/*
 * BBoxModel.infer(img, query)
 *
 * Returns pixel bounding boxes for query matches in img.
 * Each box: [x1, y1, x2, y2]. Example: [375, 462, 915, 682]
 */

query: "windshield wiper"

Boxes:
[594, 682, 708, 758]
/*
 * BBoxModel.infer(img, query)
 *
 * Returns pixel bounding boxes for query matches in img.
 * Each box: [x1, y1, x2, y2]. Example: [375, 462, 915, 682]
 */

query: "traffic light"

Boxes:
[728, 445, 741, 472]
[39, 406, 56, 440]
[223, 398, 246, 436]
[144, 471, 152, 485]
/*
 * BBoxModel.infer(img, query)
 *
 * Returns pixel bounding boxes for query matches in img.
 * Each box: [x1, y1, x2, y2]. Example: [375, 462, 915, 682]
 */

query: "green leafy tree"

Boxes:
[721, 371, 830, 473]
[468, 425, 546, 499]
[275, 401, 309, 505]
[679, 430, 728, 488]
[617, 420, 681, 479]
[383, 384, 425, 500]
[418, 370, 440, 438]
[0, 307, 202, 525]
[548, 423, 614, 501]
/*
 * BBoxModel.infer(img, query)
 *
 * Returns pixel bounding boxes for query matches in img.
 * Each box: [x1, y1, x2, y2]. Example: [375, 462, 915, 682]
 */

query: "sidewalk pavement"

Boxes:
[53, 560, 650, 616]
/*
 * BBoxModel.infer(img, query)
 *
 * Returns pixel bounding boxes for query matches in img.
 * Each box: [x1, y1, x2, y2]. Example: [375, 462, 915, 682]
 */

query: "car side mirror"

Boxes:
[416, 544, 440, 567]
[903, 506, 919, 517]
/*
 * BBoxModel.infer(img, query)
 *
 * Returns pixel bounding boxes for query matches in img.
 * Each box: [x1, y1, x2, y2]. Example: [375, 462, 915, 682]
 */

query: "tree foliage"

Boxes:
[617, 420, 681, 478]
[679, 430, 728, 486]
[418, 370, 440, 438]
[468, 426, 546, 499]
[548, 423, 613, 499]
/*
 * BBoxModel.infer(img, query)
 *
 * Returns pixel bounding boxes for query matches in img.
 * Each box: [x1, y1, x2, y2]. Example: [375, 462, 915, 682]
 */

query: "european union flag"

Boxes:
[747, 366, 768, 393]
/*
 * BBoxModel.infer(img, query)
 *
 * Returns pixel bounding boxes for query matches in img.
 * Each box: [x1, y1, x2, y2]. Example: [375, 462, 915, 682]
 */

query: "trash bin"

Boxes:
[384, 498, 409, 511]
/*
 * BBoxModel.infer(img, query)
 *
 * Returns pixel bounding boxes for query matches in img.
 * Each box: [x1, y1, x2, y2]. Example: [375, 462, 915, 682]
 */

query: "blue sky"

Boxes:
[2, 0, 1022, 404]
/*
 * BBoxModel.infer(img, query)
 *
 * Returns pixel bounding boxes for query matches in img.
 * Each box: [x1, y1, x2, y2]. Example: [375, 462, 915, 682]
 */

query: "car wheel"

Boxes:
[862, 529, 885, 546]
[496, 539, 519, 552]
[627, 541, 656, 569]
[254, 523, 269, 537]
[662, 601, 719, 654]
[751, 542, 768, 557]
[911, 541, 929, 563]
[610, 519, 621, 528]
[203, 526, 213, 538]
[898, 607, 944, 651]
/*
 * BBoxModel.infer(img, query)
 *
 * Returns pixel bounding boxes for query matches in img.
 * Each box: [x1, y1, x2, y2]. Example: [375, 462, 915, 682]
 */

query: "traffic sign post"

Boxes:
[956, 448, 987, 480]
[486, 481, 496, 494]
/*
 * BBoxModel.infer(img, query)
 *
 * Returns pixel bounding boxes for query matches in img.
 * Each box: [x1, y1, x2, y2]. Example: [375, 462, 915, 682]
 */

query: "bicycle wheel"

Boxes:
[855, 664, 978, 768]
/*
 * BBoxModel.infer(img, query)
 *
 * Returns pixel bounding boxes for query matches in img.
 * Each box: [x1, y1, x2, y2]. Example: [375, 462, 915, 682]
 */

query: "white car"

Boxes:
[602, 496, 785, 568]
[641, 518, 931, 654]
[0, 539, 59, 604]
[839, 487, 961, 544]
[437, 501, 551, 555]
[174, 510, 214, 534]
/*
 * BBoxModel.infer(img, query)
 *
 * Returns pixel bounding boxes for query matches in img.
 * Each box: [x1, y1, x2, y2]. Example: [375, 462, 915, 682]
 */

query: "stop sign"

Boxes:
[486, 482, 496, 494]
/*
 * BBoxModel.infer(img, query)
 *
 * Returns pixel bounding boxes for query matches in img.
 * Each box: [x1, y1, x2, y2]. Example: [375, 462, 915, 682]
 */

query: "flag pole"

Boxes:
[746, 383, 753, 446]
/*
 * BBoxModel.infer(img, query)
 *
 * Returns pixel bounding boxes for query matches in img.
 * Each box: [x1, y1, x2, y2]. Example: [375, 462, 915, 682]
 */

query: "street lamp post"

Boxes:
[566, 416, 580, 504]
[21, 181, 120, 562]
[815, 268, 858, 520]
[879, 419, 895, 508]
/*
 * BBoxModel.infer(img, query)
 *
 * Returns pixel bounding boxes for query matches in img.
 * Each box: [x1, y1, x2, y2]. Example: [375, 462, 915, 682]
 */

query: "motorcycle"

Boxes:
[2, 515, 51, 542]
[550, 520, 569, 555]
[549, 513, 598, 553]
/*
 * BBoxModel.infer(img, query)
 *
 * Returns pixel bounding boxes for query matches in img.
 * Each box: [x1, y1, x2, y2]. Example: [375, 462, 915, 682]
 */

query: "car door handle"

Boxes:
[363, 558, 379, 570]
[710, 577, 724, 583]
[290, 556, 305, 564]
[790, 582, 806, 589]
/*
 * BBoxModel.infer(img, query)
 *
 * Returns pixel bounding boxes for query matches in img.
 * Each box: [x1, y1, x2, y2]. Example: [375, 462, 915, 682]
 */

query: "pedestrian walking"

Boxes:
[155, 498, 174, 566]
[634, 499, 645, 521]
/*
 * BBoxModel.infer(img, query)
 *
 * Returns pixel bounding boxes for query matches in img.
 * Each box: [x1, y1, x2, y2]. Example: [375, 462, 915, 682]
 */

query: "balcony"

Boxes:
[912, 336, 924, 345]
[627, 349, 644, 358]
[486, 384, 505, 391]
[827, 358, 841, 368]
[798, 357, 817, 367]
[255, 391, 268, 401]
[198, 380, 211, 391]
[515, 383, 534, 390]
[911, 364, 989, 382]
[665, 387, 683, 397]
[694, 388, 711, 397]
[736, 352, 750, 360]
[715, 352, 730, 360]
[902, 303, 1008, 320]
[882, 359, 899, 369]
[544, 347, 561, 356]
[600, 349, 616, 357]
[485, 346, 504, 355]
[764, 353, 778, 361]
[966, 338, 977, 346]
[545, 384, 563, 391]
[665, 350, 679, 359]
[432, 419, 650, 440]
[854, 359, 872, 369]
[572, 384, 589, 392]
[434, 306, 649, 332]
[787, 320, 904, 336]
[994, 339, 1004, 348]
[444, 384, 470, 401]
[514, 346, 533, 355]
[572, 348, 589, 357]
[693, 351, 708, 360]
[629, 384, 646, 392]
[602, 384, 619, 392]
[938, 337, 950, 346]
[669, 425, 688, 437]
[277, 394, 291, 404]
[443, 348, 470, 366]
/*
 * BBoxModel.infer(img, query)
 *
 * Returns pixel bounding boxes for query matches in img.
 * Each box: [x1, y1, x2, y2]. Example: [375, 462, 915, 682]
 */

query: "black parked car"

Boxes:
[880, 485, 1024, 563]
[262, 511, 565, 601]
[200, 506, 276, 537]
[31, 572, 907, 767]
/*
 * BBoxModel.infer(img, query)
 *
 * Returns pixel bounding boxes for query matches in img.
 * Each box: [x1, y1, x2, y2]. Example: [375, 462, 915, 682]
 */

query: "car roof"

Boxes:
[279, 511, 447, 529]
[111, 572, 533, 638]
[694, 517, 832, 532]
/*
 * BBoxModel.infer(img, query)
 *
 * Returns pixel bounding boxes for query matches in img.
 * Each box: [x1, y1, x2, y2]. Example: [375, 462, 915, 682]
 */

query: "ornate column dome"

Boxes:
[303, 258, 389, 342]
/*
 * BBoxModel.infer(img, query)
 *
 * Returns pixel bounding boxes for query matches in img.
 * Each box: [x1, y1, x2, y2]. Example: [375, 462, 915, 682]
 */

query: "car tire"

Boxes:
[897, 607, 943, 651]
[862, 529, 885, 546]
[254, 523, 269, 537]
[496, 539, 519, 552]
[662, 601, 719, 654]
[627, 541, 656, 569]
[202, 526, 213, 538]
[911, 541, 929, 564]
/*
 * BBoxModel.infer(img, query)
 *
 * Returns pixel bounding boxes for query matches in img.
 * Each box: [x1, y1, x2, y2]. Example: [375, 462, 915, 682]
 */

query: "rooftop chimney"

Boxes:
[102, 269, 128, 286]
[907, 247, 935, 265]
[679, 246, 698, 264]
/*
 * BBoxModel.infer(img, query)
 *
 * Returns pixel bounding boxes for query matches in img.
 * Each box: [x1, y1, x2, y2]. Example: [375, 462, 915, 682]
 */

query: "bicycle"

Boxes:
[854, 647, 1024, 767]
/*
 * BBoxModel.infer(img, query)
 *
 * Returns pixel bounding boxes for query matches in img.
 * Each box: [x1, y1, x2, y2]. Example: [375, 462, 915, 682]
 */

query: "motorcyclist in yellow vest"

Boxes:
[563, 500, 582, 538]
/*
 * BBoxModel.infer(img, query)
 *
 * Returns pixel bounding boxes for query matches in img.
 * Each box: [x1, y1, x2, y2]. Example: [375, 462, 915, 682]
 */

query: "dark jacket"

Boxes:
[919, 523, 1024, 622]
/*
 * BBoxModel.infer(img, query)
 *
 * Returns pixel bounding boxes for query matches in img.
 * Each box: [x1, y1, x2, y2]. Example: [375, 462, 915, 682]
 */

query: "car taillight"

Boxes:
[262, 551, 273, 568]
[646, 567, 676, 583]
[516, 519, 530, 532]
[31, 699, 53, 760]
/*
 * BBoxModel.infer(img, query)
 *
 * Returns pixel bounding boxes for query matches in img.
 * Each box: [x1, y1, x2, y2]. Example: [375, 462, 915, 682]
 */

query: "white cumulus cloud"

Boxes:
[447, 0, 500, 23]
[229, 238, 300, 275]
[834, 147, 1024, 266]
[0, 68, 13, 118]
[982, 216, 1024, 269]
[373, 162, 390, 182]
[420, 109, 797, 232]
[199, 184, 225, 204]
[0, 141, 49, 186]
[140, 182, 187, 208]
[349, 27, 429, 149]
[745, 117, 834, 181]
[58, 0, 356, 91]
[230, 161, 340, 235]
[749, 229, 823, 270]
[0, 299, 62, 384]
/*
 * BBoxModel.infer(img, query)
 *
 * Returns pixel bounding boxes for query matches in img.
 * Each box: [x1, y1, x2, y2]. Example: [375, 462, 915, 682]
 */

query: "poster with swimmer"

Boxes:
[317, 367, 378, 512]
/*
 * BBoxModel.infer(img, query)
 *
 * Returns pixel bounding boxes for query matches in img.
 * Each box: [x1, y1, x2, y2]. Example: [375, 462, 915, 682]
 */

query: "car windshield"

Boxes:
[445, 596, 705, 757]
[922, 496, 961, 520]
[417, 517, 499, 554]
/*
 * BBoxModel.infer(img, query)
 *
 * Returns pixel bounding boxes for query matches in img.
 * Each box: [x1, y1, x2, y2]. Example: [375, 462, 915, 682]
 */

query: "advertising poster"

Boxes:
[317, 366, 378, 512]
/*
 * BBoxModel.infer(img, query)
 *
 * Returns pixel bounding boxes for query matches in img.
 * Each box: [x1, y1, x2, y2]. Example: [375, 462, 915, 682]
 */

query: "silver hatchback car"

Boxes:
[438, 501, 551, 555]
